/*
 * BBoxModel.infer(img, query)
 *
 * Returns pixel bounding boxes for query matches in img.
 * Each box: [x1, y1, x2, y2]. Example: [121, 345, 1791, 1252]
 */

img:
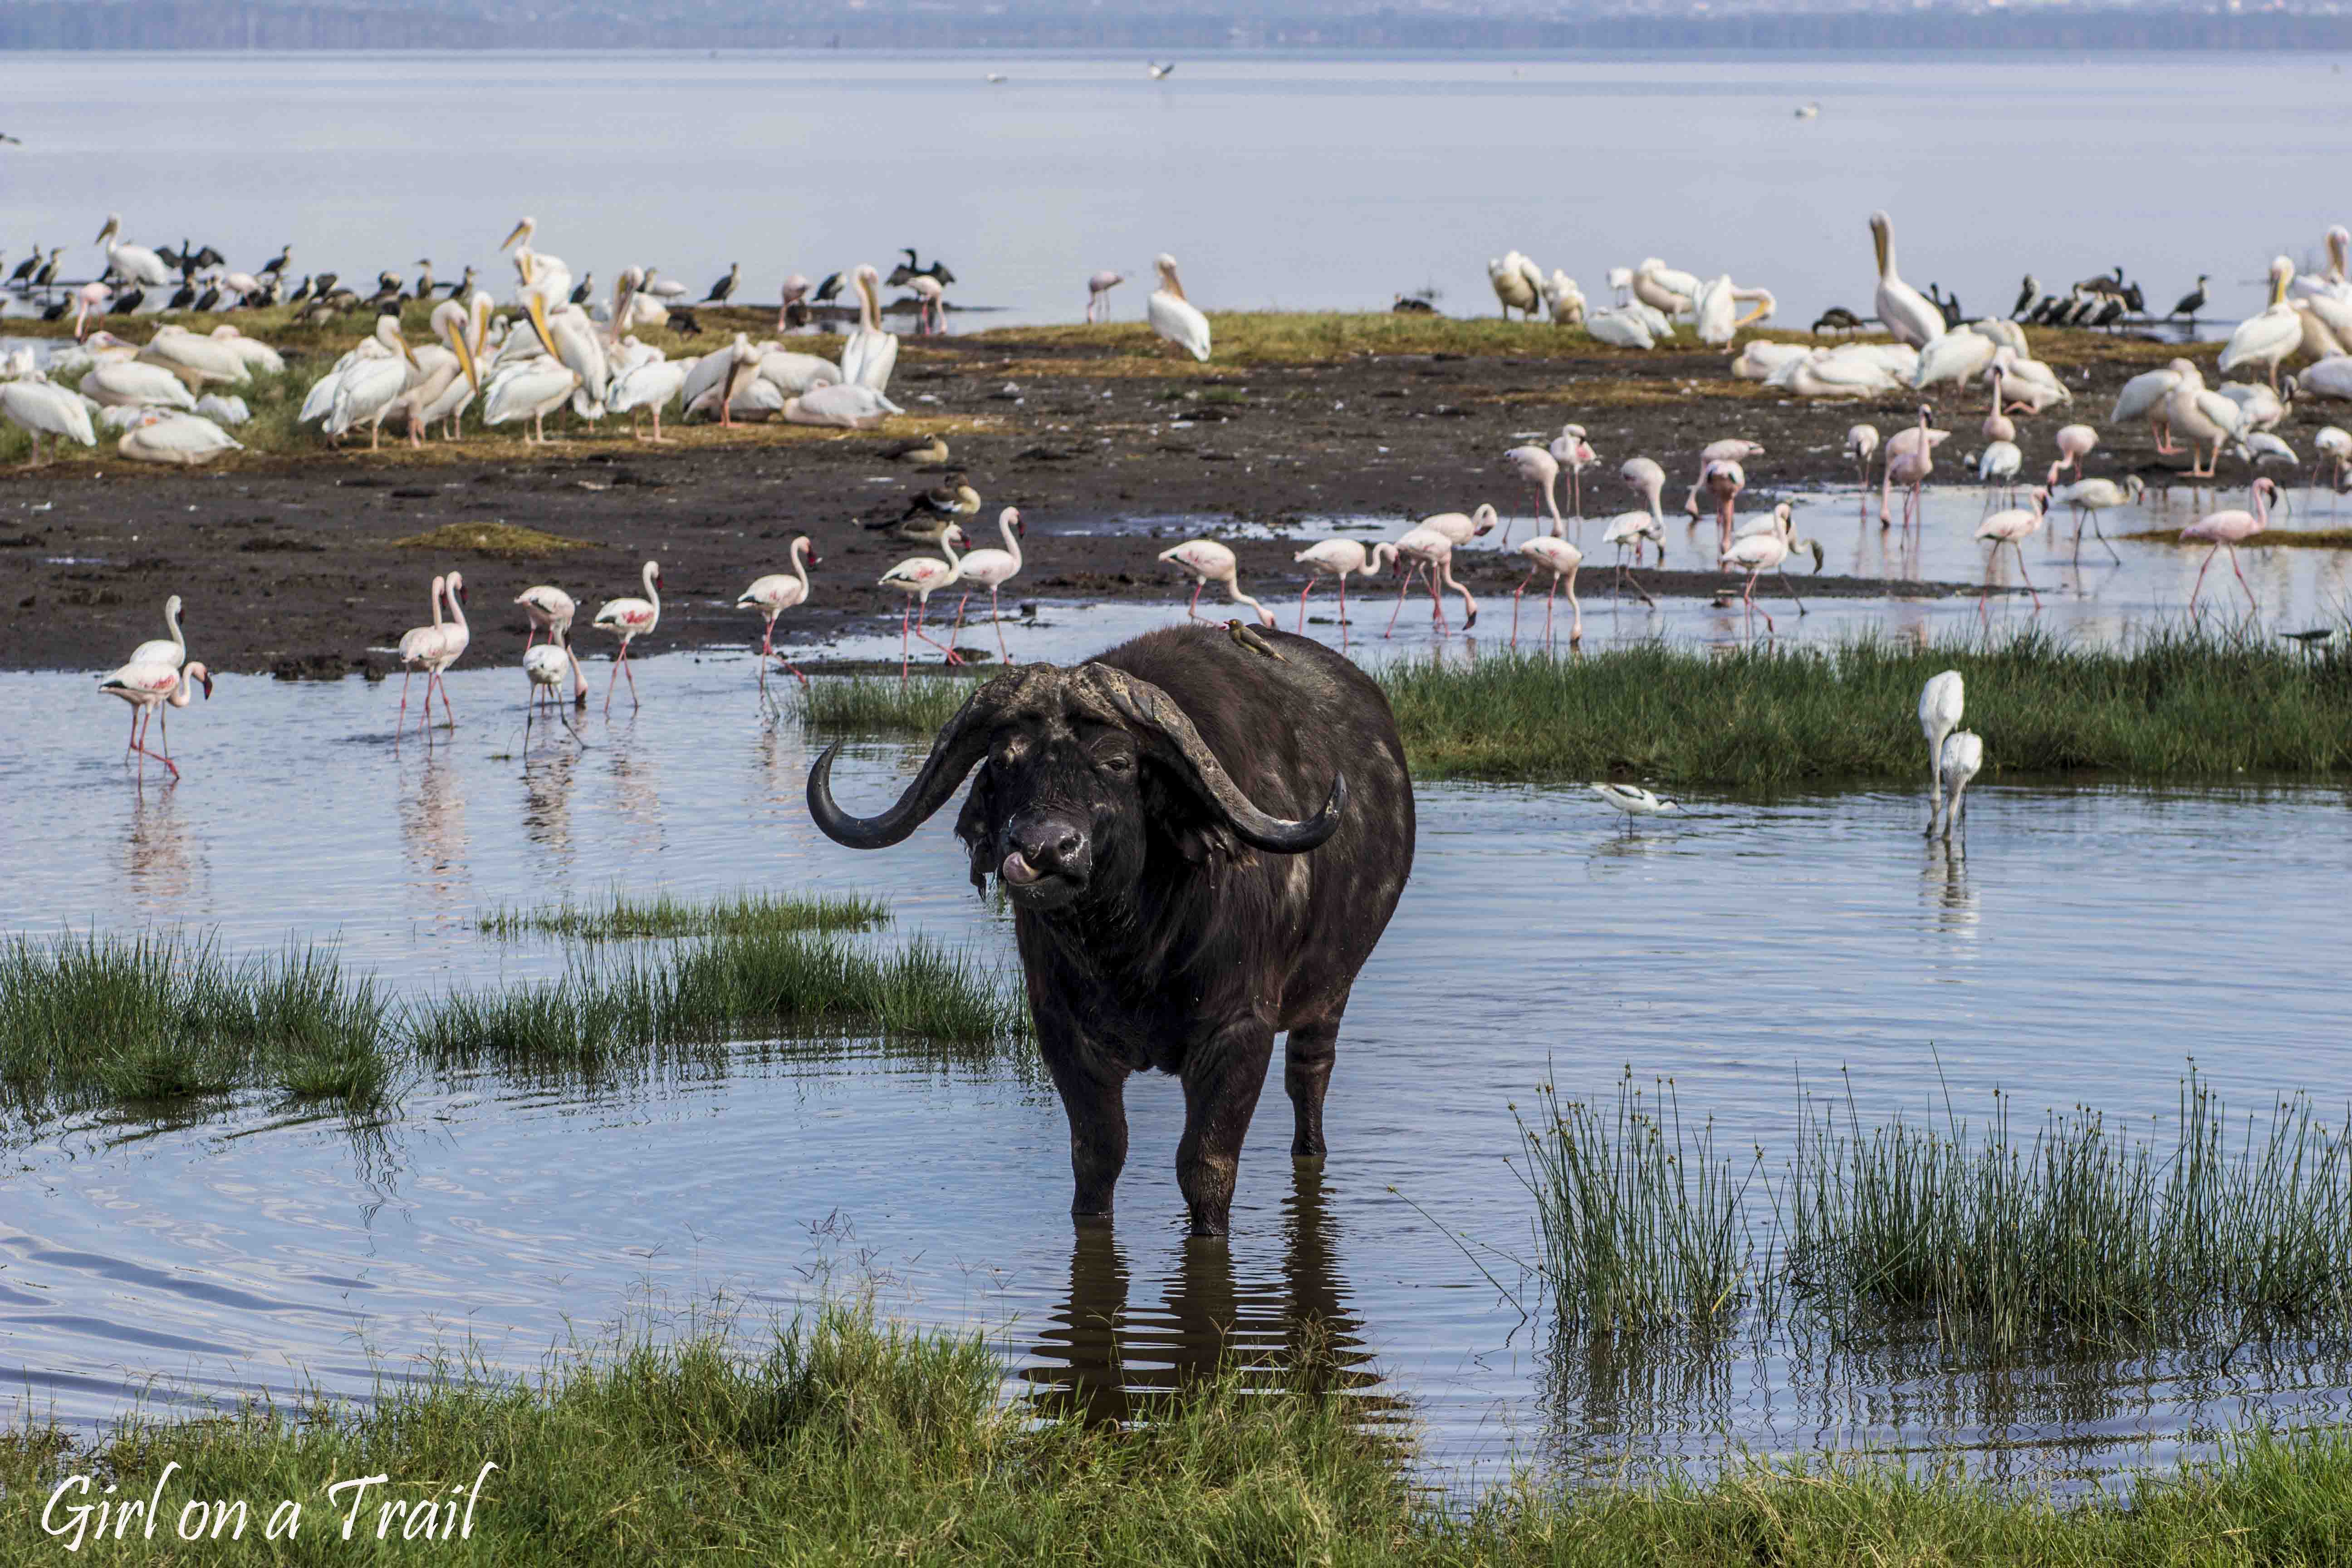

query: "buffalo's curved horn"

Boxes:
[806, 674, 1022, 848]
[1083, 665, 1347, 854]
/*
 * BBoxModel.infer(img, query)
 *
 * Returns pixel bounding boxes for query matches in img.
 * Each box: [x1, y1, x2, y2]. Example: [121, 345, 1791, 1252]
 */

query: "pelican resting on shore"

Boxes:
[117, 410, 242, 466]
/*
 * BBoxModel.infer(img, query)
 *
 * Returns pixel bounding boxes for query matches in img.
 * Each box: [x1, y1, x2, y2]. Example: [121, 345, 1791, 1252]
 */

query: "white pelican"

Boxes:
[2290, 225, 2349, 303]
[1869, 211, 1945, 348]
[0, 372, 97, 462]
[93, 214, 172, 287]
[2162, 358, 2244, 477]
[2217, 380, 2292, 431]
[755, 348, 843, 396]
[392, 299, 483, 446]
[609, 352, 687, 441]
[780, 383, 902, 428]
[206, 325, 285, 376]
[1632, 258, 1699, 319]
[483, 355, 583, 443]
[137, 326, 251, 390]
[1543, 270, 1586, 325]
[2112, 365, 2184, 451]
[1731, 340, 1807, 380]
[1985, 346, 2070, 412]
[325, 318, 421, 448]
[78, 360, 196, 410]
[526, 292, 608, 417]
[1147, 253, 1211, 361]
[1912, 324, 1996, 390]
[2220, 257, 2302, 389]
[502, 216, 572, 308]
[1584, 308, 1656, 350]
[117, 411, 243, 466]
[1691, 277, 1774, 344]
[1488, 252, 1543, 319]
[841, 264, 901, 389]
[682, 333, 756, 414]
[2307, 357, 2352, 402]
[1784, 347, 1899, 398]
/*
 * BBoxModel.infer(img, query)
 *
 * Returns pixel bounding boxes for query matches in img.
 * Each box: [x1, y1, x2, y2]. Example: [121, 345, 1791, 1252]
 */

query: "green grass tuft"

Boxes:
[479, 888, 891, 942]
[799, 675, 974, 735]
[1381, 628, 2352, 787]
[10, 1303, 2352, 1564]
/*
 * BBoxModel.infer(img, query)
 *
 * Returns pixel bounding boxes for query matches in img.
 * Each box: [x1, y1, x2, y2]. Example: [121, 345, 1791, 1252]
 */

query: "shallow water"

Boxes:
[2, 52, 2345, 330]
[5, 650, 2350, 1486]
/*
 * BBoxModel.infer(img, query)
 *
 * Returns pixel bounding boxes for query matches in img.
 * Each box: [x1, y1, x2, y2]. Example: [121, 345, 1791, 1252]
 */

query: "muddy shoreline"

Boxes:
[0, 332, 2286, 675]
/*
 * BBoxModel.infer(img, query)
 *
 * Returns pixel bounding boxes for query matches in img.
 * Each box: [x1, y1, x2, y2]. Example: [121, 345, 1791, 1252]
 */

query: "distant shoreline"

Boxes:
[5, 5, 2352, 54]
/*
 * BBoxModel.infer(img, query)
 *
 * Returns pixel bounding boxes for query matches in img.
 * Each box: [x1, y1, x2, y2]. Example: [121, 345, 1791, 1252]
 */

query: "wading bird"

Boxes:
[1502, 443, 1563, 544]
[1372, 526, 1478, 636]
[1590, 782, 1678, 830]
[1918, 669, 1965, 834]
[99, 658, 211, 781]
[1292, 537, 1378, 636]
[1933, 731, 1984, 840]
[946, 508, 1025, 664]
[1159, 538, 1272, 627]
[524, 630, 585, 747]
[1085, 269, 1124, 321]
[2045, 470, 2142, 562]
[1718, 503, 1820, 636]
[1510, 534, 1583, 646]
[1973, 492, 2048, 618]
[514, 583, 583, 703]
[2180, 477, 2277, 615]
[593, 560, 663, 712]
[881, 529, 967, 681]
[737, 536, 819, 688]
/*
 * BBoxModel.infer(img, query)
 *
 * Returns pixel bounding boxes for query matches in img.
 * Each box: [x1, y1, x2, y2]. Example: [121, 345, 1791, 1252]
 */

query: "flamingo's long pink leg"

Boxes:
[2227, 544, 2257, 611]
[605, 642, 626, 713]
[899, 606, 913, 683]
[1186, 581, 1205, 620]
[1297, 579, 1313, 632]
[990, 587, 1010, 664]
[2187, 546, 2219, 612]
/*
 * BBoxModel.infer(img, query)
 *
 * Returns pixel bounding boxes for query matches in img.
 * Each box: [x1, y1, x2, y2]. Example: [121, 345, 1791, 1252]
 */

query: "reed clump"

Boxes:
[0, 931, 393, 1112]
[1519, 1066, 2352, 1360]
[1382, 628, 2352, 787]
[10, 1303, 2352, 1565]
[799, 675, 975, 735]
[412, 928, 1028, 1073]
[479, 888, 890, 942]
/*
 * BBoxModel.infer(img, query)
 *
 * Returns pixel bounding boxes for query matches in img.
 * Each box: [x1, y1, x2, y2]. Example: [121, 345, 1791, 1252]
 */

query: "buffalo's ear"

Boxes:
[953, 762, 996, 892]
[1138, 751, 1254, 871]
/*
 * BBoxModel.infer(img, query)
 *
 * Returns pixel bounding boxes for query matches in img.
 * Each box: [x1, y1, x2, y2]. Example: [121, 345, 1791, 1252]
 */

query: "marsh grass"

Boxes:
[1382, 628, 2352, 787]
[0, 932, 393, 1112]
[411, 928, 1028, 1073]
[9, 1303, 2352, 1565]
[1520, 1066, 2352, 1360]
[391, 521, 594, 558]
[478, 888, 889, 942]
[2125, 527, 2352, 549]
[799, 674, 977, 734]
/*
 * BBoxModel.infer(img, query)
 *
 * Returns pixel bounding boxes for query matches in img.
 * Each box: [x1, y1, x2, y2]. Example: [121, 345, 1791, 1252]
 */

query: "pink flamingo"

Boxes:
[1618, 457, 1667, 564]
[514, 583, 583, 702]
[2053, 423, 2097, 480]
[2181, 477, 2277, 615]
[1681, 438, 1763, 525]
[736, 536, 819, 688]
[99, 658, 212, 780]
[1981, 369, 2017, 445]
[1881, 403, 1944, 530]
[1700, 459, 1746, 554]
[1973, 490, 2048, 619]
[1158, 538, 1274, 627]
[880, 528, 967, 681]
[592, 559, 662, 713]
[396, 574, 451, 733]
[1550, 426, 1598, 519]
[946, 508, 1024, 663]
[1502, 444, 1563, 545]
[1511, 536, 1583, 645]
[1085, 270, 1124, 322]
[1292, 538, 1378, 636]
[1374, 526, 1478, 636]
[1717, 504, 1820, 636]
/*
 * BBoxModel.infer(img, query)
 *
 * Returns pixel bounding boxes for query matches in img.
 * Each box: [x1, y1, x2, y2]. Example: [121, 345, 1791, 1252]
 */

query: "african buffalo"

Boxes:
[807, 624, 1414, 1235]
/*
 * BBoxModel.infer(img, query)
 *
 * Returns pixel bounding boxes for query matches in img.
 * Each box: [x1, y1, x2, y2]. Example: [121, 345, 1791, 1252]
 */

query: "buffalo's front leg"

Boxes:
[1283, 1004, 1347, 1164]
[1177, 1022, 1277, 1236]
[1041, 1039, 1130, 1220]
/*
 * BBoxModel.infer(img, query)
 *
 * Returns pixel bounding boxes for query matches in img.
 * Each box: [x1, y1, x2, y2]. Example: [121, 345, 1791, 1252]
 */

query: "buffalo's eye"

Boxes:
[1094, 747, 1134, 775]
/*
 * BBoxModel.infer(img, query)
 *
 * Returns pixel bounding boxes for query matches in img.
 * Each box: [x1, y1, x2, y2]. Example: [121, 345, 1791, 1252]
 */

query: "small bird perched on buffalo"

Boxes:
[1226, 620, 1286, 661]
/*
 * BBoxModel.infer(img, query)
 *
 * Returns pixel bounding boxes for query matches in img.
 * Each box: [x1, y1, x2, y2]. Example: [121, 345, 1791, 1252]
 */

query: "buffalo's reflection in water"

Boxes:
[1022, 1167, 1385, 1425]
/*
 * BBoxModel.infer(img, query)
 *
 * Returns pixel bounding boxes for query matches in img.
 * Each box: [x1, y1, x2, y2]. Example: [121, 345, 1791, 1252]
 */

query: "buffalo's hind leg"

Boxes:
[1284, 998, 1348, 1164]
[1040, 1032, 1130, 1221]
[1178, 1020, 1278, 1237]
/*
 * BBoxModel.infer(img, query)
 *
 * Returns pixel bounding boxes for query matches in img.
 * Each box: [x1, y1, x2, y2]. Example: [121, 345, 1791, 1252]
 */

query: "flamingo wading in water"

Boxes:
[593, 560, 663, 712]
[737, 536, 820, 689]
[1292, 538, 1379, 639]
[2180, 477, 2278, 616]
[947, 507, 1026, 664]
[99, 659, 212, 781]
[1159, 538, 1273, 627]
[880, 527, 968, 681]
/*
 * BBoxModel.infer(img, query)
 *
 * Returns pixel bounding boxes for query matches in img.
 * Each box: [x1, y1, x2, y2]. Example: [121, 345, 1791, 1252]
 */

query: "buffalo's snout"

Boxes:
[1002, 808, 1091, 904]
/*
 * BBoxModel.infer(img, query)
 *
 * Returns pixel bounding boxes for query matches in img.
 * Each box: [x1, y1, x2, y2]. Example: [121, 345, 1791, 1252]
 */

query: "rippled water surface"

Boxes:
[5, 642, 2349, 1485]
[2, 52, 2347, 328]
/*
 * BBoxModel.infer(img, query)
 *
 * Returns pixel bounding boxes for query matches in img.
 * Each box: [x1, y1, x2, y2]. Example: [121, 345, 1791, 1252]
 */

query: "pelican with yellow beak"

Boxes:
[839, 263, 897, 394]
[526, 290, 608, 418]
[395, 297, 486, 446]
[1869, 211, 1945, 348]
[2220, 256, 2302, 390]
[1691, 276, 1777, 345]
[324, 314, 422, 449]
[503, 216, 573, 309]
[94, 213, 172, 287]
